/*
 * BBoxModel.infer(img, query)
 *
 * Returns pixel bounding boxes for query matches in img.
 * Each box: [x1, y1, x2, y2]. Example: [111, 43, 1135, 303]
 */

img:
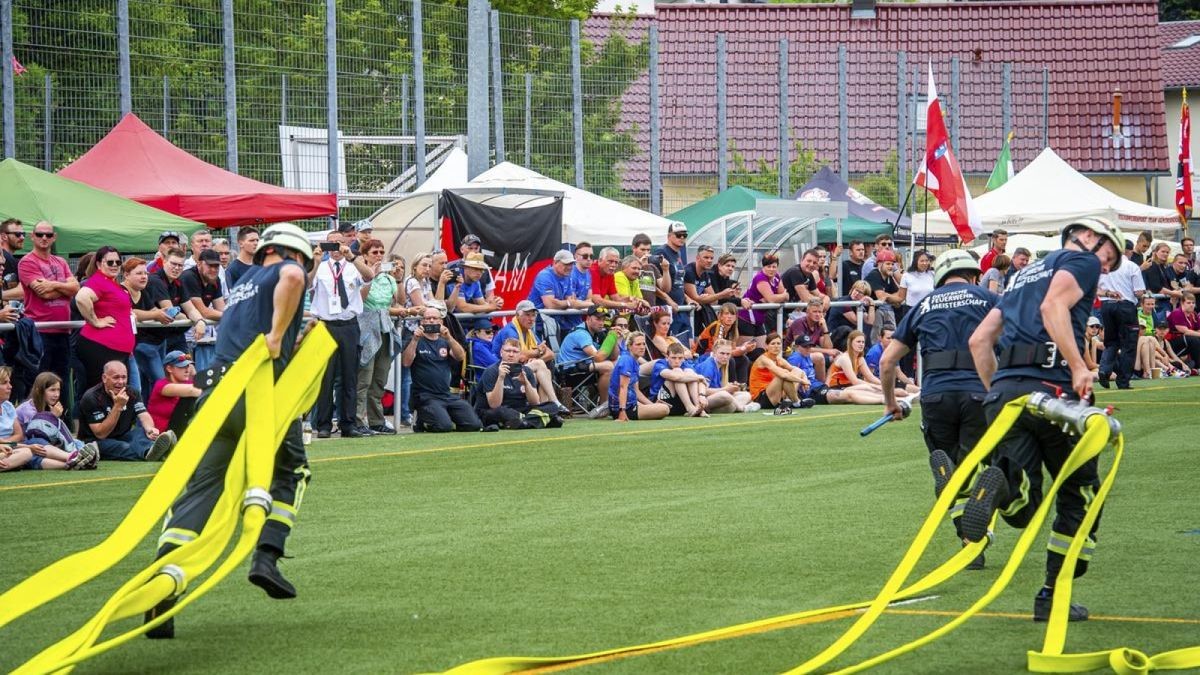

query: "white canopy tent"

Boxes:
[367, 151, 672, 260]
[915, 148, 1181, 237]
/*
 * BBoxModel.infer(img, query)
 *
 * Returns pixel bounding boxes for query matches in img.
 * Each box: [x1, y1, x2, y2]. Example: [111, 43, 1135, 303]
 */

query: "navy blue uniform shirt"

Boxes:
[893, 283, 997, 396]
[216, 259, 305, 373]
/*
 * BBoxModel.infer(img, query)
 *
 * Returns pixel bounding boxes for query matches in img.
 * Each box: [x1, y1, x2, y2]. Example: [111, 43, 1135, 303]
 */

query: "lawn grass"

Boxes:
[2, 380, 1198, 674]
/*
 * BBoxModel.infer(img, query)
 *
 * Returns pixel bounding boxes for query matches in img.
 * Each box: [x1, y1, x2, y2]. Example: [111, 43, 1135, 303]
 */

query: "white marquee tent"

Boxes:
[368, 149, 672, 260]
[915, 148, 1181, 237]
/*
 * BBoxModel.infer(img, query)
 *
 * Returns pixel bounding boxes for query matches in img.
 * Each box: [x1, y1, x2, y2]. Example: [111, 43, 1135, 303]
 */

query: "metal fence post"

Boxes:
[524, 72, 531, 168]
[896, 51, 907, 212]
[1001, 62, 1012, 137]
[1042, 67, 1050, 150]
[649, 25, 660, 215]
[43, 74, 51, 170]
[400, 72, 409, 174]
[117, 0, 131, 115]
[570, 19, 583, 189]
[467, 0, 490, 180]
[412, 0, 426, 185]
[222, 0, 238, 172]
[325, 0, 338, 195]
[838, 44, 848, 183]
[162, 75, 170, 138]
[280, 73, 287, 127]
[716, 33, 727, 193]
[2, 0, 14, 158]
[490, 10, 504, 163]
[950, 57, 961, 147]
[778, 38, 789, 198]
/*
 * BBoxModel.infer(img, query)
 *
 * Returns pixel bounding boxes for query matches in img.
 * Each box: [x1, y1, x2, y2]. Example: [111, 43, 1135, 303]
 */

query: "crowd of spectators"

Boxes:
[5, 212, 1198, 474]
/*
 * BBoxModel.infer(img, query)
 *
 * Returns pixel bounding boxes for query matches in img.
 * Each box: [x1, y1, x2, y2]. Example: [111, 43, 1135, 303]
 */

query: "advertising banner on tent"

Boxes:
[438, 190, 564, 311]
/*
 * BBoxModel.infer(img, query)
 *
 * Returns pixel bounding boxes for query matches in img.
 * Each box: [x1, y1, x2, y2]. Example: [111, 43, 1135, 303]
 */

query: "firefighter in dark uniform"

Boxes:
[879, 249, 998, 569]
[967, 216, 1124, 623]
[145, 222, 314, 639]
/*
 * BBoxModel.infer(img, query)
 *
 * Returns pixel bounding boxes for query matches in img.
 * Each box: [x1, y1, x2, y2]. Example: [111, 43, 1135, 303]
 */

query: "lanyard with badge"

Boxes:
[327, 260, 345, 314]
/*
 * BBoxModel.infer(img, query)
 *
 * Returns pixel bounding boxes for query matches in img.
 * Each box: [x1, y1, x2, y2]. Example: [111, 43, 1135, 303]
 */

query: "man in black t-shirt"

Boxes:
[684, 245, 735, 332]
[842, 240, 866, 291]
[474, 337, 562, 430]
[967, 216, 1124, 623]
[402, 307, 482, 433]
[224, 226, 259, 289]
[781, 247, 829, 311]
[149, 247, 201, 354]
[864, 248, 902, 342]
[181, 249, 226, 371]
[78, 361, 175, 462]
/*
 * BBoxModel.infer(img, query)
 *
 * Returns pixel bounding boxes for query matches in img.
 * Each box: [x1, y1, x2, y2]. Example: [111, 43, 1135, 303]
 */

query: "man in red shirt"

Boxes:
[979, 228, 1009, 272]
[590, 246, 628, 312]
[18, 221, 79, 392]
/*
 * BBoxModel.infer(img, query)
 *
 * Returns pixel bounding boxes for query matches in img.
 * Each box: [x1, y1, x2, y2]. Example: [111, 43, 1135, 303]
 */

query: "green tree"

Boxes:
[1160, 0, 1200, 22]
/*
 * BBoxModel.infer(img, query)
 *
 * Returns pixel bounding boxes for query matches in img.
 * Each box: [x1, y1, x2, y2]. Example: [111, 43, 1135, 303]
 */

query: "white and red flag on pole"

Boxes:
[1177, 88, 1193, 225]
[914, 63, 982, 243]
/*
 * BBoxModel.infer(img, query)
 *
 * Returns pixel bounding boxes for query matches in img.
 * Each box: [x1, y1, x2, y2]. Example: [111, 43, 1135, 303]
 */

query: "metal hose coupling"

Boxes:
[243, 487, 273, 514]
[159, 564, 187, 597]
[1025, 392, 1122, 440]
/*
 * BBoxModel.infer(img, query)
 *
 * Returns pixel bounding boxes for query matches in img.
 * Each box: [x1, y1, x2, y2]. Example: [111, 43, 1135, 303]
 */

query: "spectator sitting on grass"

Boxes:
[748, 332, 815, 410]
[15, 371, 93, 455]
[77, 361, 177, 461]
[696, 302, 753, 384]
[1153, 320, 1191, 375]
[0, 368, 98, 472]
[866, 328, 919, 394]
[649, 342, 711, 417]
[608, 331, 669, 422]
[692, 339, 757, 413]
[492, 300, 569, 415]
[474, 338, 563, 431]
[147, 350, 201, 437]
[823, 330, 888, 404]
[649, 307, 694, 362]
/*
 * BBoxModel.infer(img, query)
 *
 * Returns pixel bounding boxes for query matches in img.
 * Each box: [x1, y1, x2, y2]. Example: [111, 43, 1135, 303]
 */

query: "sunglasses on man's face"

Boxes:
[578, 253, 593, 259]
[7, 231, 25, 238]
[33, 232, 54, 239]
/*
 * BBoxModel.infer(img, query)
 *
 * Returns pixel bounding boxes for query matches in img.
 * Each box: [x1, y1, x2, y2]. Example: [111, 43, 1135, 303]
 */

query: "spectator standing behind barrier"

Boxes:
[225, 227, 259, 289]
[146, 350, 200, 437]
[612, 255, 650, 311]
[980, 255, 1011, 295]
[77, 360, 176, 461]
[529, 249, 591, 333]
[979, 229, 1009, 272]
[180, 249, 226, 371]
[632, 233, 671, 308]
[447, 234, 498, 302]
[146, 230, 183, 275]
[1130, 231, 1152, 266]
[403, 306, 481, 433]
[212, 238, 232, 296]
[590, 247, 629, 313]
[1142, 242, 1179, 311]
[738, 253, 789, 346]
[1169, 253, 1200, 295]
[1005, 247, 1031, 287]
[608, 331, 669, 422]
[860, 233, 896, 278]
[1096, 254, 1145, 390]
[1, 218, 26, 302]
[147, 247, 196, 356]
[865, 248, 903, 342]
[560, 242, 595, 332]
[123, 257, 173, 396]
[18, 221, 79, 393]
[781, 247, 830, 313]
[349, 219, 373, 256]
[355, 239, 401, 435]
[684, 244, 732, 332]
[827, 280, 876, 344]
[475, 338, 563, 431]
[74, 246, 135, 391]
[182, 229, 212, 271]
[452, 252, 503, 330]
[654, 223, 692, 339]
[710, 253, 745, 308]
[900, 250, 936, 307]
[310, 232, 369, 439]
[842, 240, 866, 290]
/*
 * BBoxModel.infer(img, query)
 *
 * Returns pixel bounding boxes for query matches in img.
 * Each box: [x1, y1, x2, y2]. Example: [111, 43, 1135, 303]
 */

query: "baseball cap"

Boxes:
[353, 219, 373, 233]
[463, 252, 489, 270]
[515, 299, 537, 313]
[461, 233, 482, 246]
[164, 350, 193, 368]
[875, 249, 898, 263]
[198, 249, 221, 264]
[794, 334, 815, 348]
[1087, 316, 1102, 327]
[336, 219, 356, 234]
[668, 221, 688, 235]
[584, 305, 607, 317]
[1155, 319, 1168, 329]
[553, 250, 574, 265]
[159, 230, 183, 244]
[1124, 239, 1134, 251]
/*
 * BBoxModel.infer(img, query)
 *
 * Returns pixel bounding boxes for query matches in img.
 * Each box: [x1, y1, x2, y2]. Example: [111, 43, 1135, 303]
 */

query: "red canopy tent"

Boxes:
[59, 113, 337, 228]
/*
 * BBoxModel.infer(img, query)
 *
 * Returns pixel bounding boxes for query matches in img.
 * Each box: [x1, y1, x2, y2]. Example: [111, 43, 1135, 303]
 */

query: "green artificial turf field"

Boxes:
[2, 380, 1198, 674]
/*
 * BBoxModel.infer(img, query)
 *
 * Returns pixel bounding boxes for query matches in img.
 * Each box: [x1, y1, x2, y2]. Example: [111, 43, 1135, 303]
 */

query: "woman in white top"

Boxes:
[899, 250, 936, 308]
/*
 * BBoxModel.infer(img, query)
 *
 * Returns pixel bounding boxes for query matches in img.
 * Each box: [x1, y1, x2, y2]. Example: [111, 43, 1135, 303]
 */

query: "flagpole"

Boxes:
[922, 184, 929, 248]
[894, 179, 917, 233]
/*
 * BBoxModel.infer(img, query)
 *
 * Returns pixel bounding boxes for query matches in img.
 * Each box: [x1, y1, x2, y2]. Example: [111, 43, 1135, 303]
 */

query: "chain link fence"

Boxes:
[4, 0, 1051, 231]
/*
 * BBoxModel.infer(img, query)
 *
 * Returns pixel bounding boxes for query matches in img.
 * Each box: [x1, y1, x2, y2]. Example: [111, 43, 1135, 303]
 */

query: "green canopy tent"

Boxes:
[667, 186, 893, 244]
[0, 158, 202, 255]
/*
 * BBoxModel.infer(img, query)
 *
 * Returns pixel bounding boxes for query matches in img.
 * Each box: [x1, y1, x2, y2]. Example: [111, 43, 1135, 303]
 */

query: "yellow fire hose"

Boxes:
[0, 325, 335, 675]
[442, 394, 1200, 674]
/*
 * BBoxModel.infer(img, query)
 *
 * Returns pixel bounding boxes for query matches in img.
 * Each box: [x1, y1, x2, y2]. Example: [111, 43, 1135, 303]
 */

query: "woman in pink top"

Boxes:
[75, 246, 135, 390]
[736, 253, 790, 347]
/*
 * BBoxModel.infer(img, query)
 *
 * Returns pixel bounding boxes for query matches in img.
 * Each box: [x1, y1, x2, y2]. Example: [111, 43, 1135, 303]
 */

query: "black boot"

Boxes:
[248, 547, 297, 599]
[1033, 588, 1088, 622]
[144, 596, 177, 639]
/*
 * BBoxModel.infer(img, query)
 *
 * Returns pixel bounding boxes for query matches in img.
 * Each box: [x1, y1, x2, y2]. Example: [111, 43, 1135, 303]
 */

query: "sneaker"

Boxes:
[929, 449, 956, 498]
[792, 398, 816, 409]
[1033, 591, 1089, 622]
[743, 402, 762, 413]
[75, 442, 100, 470]
[1096, 372, 1111, 389]
[247, 550, 297, 600]
[145, 430, 177, 462]
[961, 466, 1008, 544]
[555, 403, 573, 418]
[482, 424, 501, 432]
[587, 404, 610, 420]
[144, 596, 177, 639]
[369, 424, 396, 435]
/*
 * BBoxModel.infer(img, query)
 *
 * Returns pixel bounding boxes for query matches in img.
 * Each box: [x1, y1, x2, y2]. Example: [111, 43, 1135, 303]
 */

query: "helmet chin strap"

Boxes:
[1068, 234, 1107, 255]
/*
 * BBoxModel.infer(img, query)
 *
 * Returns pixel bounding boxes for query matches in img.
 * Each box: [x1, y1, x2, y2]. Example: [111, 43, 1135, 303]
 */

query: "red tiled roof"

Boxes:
[590, 1, 1169, 190]
[1159, 20, 1200, 89]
